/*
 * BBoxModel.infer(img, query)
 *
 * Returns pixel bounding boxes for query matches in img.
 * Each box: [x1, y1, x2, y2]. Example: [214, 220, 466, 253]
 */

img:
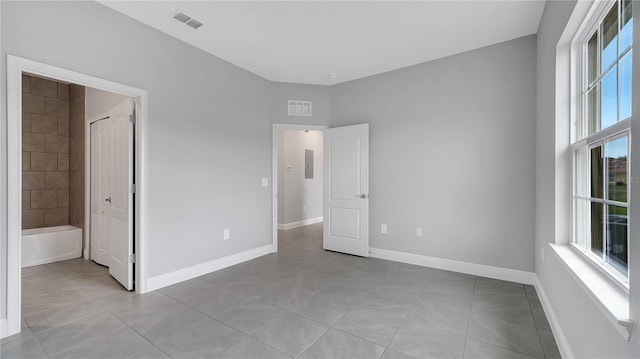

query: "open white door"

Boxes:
[90, 119, 112, 266]
[90, 98, 134, 290]
[108, 99, 134, 290]
[323, 124, 369, 257]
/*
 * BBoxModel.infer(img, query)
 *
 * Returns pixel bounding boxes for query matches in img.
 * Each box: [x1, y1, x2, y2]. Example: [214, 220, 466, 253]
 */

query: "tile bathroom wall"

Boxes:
[22, 74, 71, 229]
[69, 84, 85, 233]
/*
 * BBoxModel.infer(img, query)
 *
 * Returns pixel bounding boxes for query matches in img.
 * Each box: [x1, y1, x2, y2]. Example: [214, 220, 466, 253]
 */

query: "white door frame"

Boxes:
[5, 55, 150, 338]
[272, 123, 328, 251]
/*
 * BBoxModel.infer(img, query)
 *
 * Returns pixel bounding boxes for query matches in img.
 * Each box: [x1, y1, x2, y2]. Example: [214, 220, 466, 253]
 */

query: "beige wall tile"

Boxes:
[45, 208, 69, 226]
[23, 152, 31, 171]
[69, 152, 82, 173]
[23, 209, 44, 229]
[30, 152, 58, 171]
[45, 97, 69, 118]
[45, 172, 69, 189]
[58, 83, 70, 100]
[23, 172, 45, 190]
[69, 170, 84, 191]
[23, 132, 45, 152]
[45, 134, 69, 153]
[23, 191, 31, 210]
[69, 193, 84, 228]
[23, 93, 45, 114]
[58, 153, 70, 172]
[23, 112, 31, 132]
[30, 76, 58, 98]
[31, 190, 58, 209]
[58, 190, 70, 208]
[30, 114, 59, 134]
[22, 74, 31, 93]
[58, 117, 69, 136]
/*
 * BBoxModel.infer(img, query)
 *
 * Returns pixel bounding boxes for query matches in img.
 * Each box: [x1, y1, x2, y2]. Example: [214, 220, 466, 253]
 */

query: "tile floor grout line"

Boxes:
[527, 285, 550, 359]
[174, 294, 292, 358]
[382, 281, 428, 355]
[460, 276, 479, 358]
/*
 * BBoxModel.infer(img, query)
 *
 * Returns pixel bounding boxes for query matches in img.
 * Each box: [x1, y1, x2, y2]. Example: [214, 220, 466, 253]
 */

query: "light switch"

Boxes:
[262, 177, 269, 187]
[381, 224, 388, 234]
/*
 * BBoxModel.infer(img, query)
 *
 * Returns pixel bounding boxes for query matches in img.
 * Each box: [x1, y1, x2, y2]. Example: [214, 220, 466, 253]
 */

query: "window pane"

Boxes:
[601, 65, 618, 129]
[606, 205, 628, 277]
[591, 146, 603, 198]
[605, 136, 628, 203]
[588, 86, 599, 134]
[619, 50, 632, 120]
[621, 0, 633, 51]
[591, 202, 604, 256]
[602, 3, 619, 72]
[588, 32, 599, 84]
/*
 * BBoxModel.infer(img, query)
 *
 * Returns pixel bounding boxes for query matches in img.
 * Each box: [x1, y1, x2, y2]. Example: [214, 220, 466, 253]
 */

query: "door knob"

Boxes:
[357, 194, 369, 199]
[105, 197, 111, 203]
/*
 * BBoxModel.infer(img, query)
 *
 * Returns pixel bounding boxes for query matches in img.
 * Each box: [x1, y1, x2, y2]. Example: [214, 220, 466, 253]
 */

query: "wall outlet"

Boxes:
[261, 177, 269, 187]
[416, 227, 423, 237]
[381, 224, 388, 234]
[223, 229, 230, 240]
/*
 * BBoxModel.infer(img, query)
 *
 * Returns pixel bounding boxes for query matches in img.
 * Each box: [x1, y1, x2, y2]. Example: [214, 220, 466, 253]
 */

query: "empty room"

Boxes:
[1, 1, 639, 358]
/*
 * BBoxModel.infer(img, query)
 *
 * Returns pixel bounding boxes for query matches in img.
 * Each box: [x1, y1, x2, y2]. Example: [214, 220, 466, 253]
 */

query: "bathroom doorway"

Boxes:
[5, 55, 149, 337]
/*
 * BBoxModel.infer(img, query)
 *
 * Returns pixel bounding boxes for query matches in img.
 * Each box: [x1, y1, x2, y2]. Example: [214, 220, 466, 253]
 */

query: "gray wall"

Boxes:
[1, 0, 274, 307]
[278, 130, 323, 225]
[330, 35, 537, 272]
[270, 82, 331, 126]
[535, 1, 639, 357]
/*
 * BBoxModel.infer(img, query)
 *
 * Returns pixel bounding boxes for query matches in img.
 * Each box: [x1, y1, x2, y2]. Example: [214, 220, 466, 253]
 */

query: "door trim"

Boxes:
[5, 55, 150, 338]
[271, 124, 328, 252]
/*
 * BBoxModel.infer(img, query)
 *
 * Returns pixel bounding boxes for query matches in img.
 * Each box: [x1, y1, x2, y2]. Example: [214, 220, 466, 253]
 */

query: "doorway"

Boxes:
[272, 124, 327, 251]
[5, 55, 149, 338]
[272, 123, 371, 256]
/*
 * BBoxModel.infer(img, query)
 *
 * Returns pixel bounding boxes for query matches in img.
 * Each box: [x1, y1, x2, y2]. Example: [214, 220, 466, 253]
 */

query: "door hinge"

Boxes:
[130, 184, 136, 193]
[129, 113, 136, 124]
[129, 254, 136, 263]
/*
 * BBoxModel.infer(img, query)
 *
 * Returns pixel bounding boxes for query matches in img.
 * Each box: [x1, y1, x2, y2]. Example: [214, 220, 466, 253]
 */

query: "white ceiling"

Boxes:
[100, 1, 546, 85]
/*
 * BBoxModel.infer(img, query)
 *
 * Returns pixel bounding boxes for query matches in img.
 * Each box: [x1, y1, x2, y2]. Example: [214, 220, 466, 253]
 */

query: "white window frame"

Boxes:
[570, 0, 632, 290]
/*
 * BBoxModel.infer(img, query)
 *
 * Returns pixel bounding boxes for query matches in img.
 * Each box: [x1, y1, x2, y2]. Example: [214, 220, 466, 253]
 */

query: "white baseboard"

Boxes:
[1, 318, 8, 339]
[277, 217, 323, 231]
[146, 244, 273, 292]
[535, 277, 574, 359]
[369, 247, 536, 285]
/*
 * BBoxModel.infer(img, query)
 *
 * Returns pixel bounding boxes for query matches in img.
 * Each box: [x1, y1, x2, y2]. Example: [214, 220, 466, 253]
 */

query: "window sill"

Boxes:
[549, 244, 634, 341]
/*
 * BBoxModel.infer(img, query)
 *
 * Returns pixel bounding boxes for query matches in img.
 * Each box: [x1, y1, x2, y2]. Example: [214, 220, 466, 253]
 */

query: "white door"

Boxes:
[90, 119, 111, 266]
[91, 98, 134, 290]
[323, 124, 369, 257]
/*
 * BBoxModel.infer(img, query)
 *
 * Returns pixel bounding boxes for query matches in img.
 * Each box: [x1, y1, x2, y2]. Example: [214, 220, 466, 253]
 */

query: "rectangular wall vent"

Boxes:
[171, 10, 203, 29]
[288, 100, 312, 117]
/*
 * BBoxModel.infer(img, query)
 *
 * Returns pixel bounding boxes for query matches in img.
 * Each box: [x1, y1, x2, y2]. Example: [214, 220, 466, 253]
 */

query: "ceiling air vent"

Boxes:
[288, 100, 312, 117]
[185, 19, 203, 29]
[171, 10, 203, 29]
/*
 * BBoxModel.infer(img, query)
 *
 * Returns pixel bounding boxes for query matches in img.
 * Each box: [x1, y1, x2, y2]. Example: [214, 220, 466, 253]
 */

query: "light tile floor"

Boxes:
[1, 223, 561, 358]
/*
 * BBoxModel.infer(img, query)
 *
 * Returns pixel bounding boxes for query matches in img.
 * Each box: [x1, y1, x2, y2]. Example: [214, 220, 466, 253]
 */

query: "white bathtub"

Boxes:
[22, 225, 83, 268]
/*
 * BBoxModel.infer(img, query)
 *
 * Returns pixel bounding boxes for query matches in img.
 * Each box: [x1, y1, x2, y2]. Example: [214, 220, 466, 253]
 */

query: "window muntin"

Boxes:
[584, 0, 633, 136]
[573, 0, 632, 285]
